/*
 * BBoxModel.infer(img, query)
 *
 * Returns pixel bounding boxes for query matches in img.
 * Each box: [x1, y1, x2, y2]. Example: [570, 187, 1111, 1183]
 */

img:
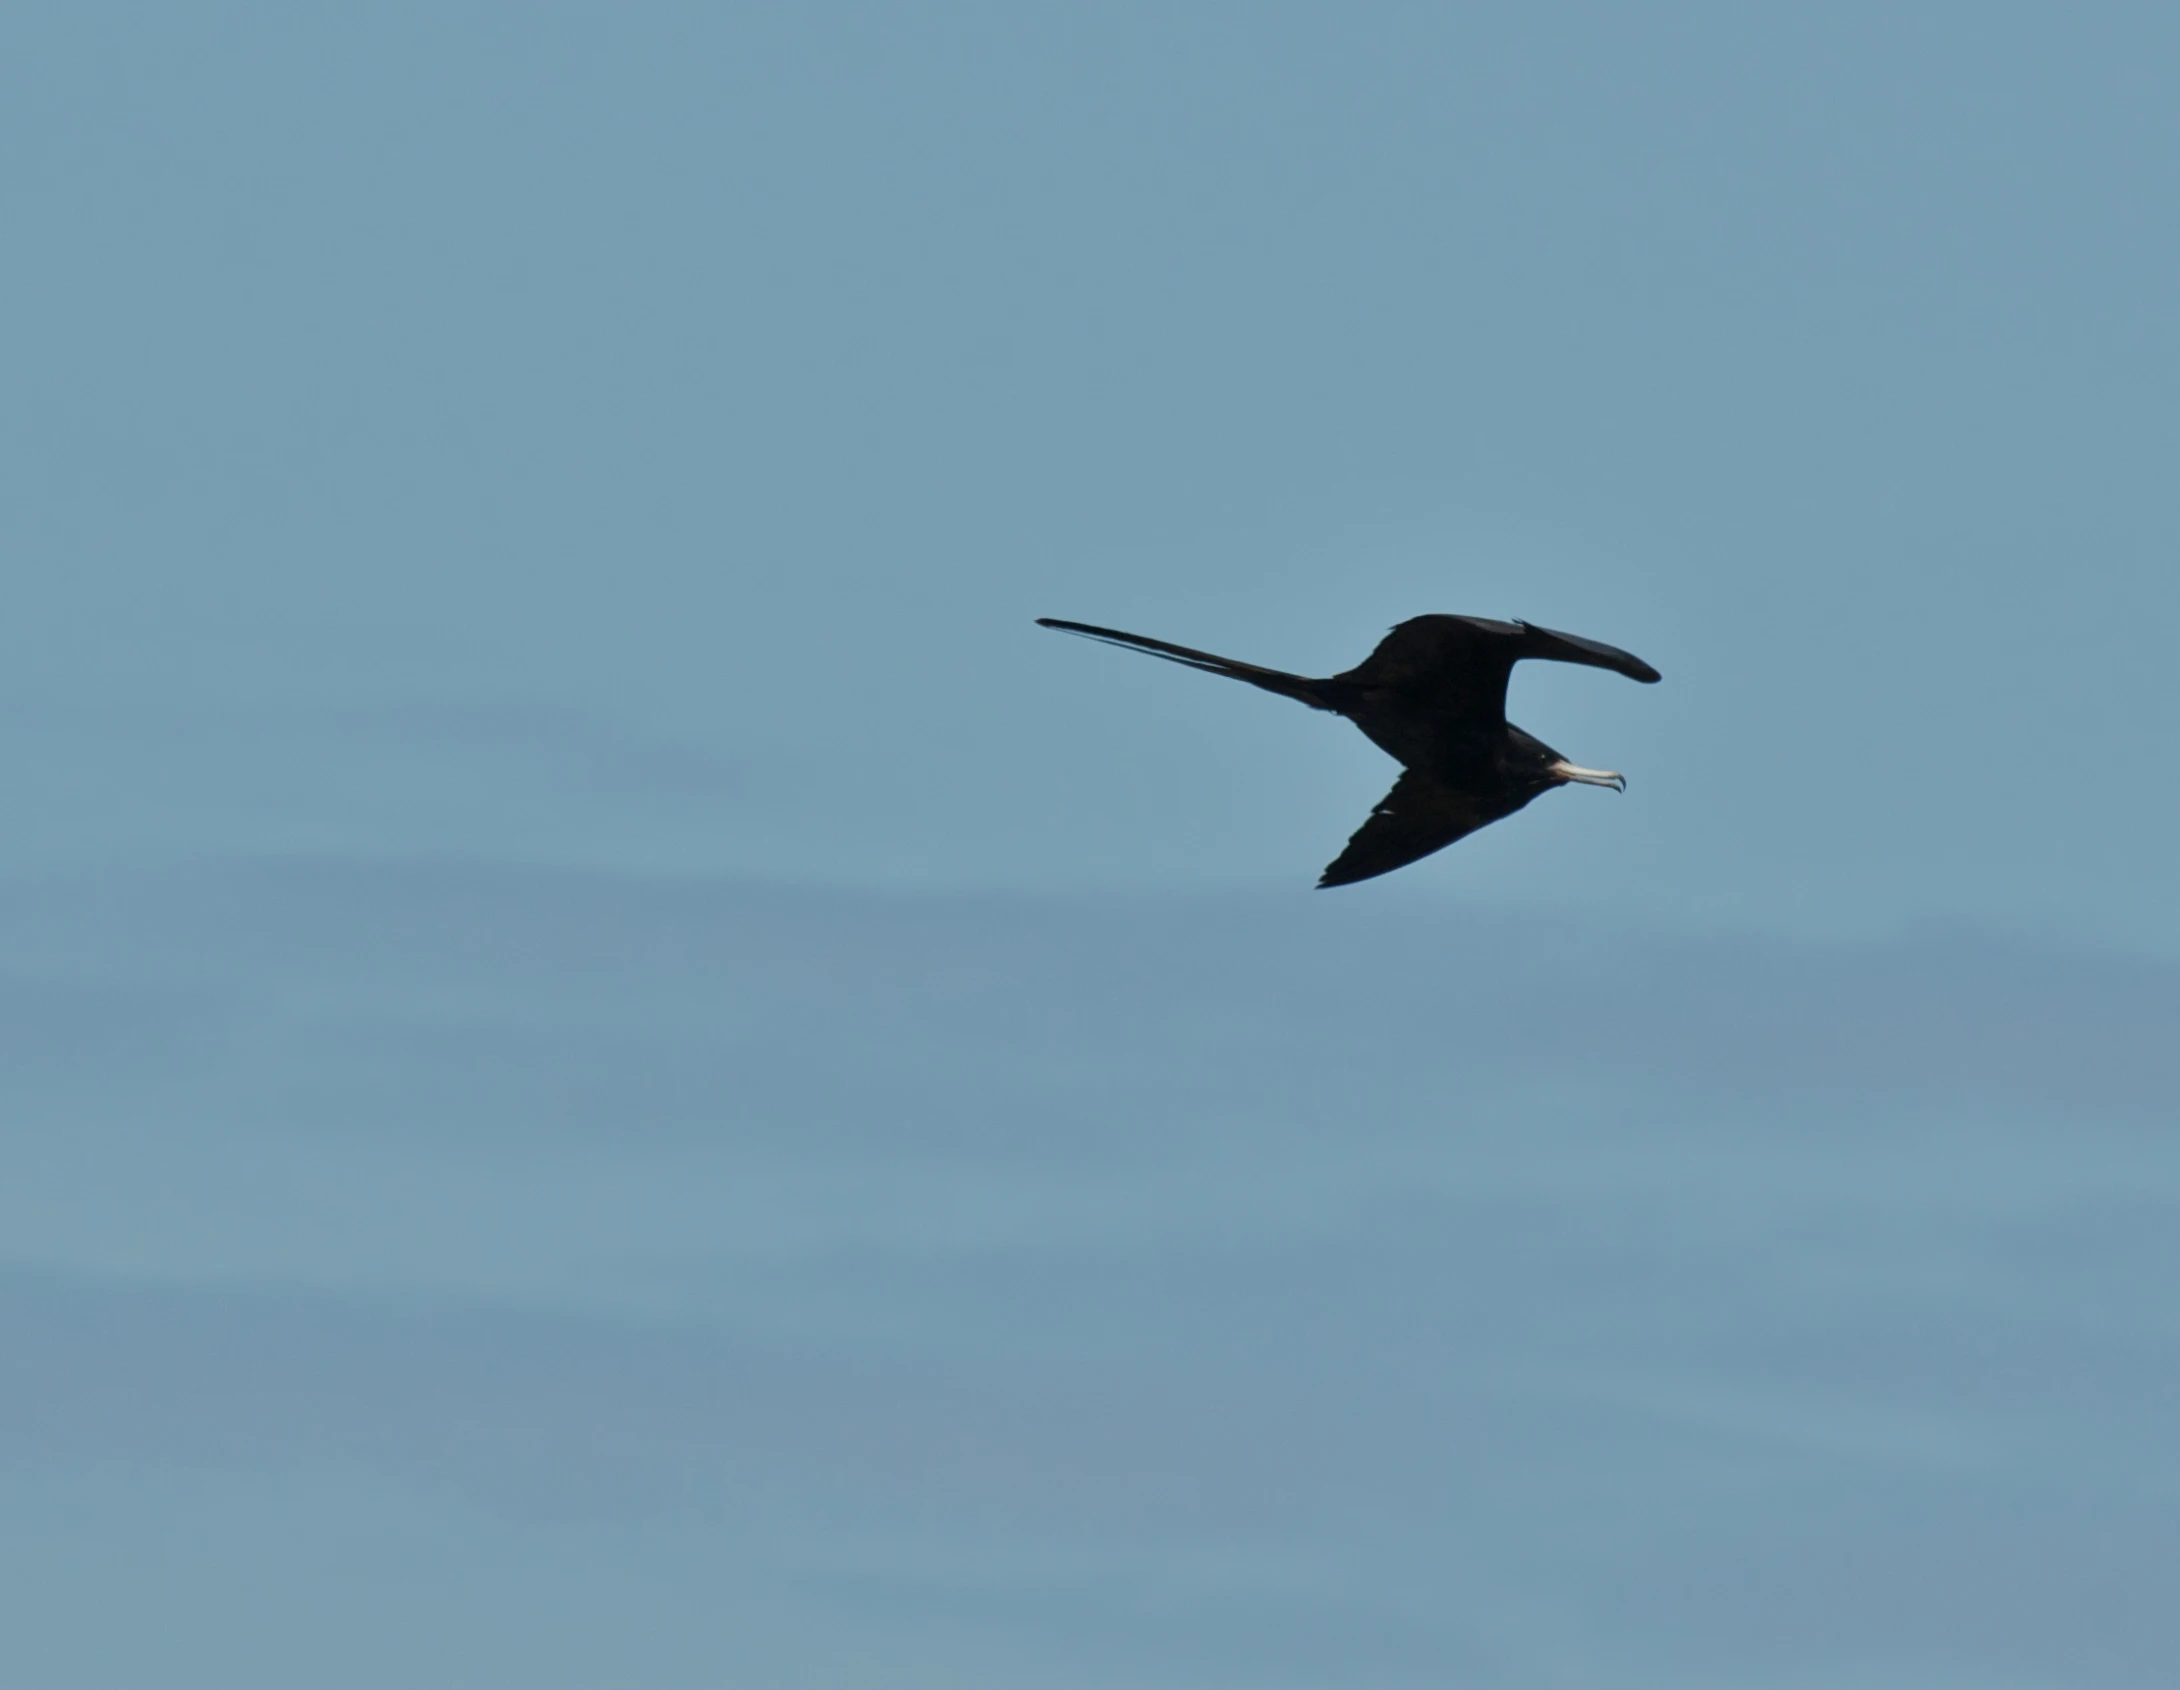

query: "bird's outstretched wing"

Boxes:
[1510, 620, 1662, 684]
[1318, 769, 1517, 888]
[1036, 618, 1333, 710]
[1335, 615, 1659, 725]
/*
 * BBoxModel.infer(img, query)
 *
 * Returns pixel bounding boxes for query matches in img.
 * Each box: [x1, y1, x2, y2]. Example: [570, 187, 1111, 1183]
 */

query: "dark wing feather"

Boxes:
[1317, 769, 1516, 888]
[1336, 615, 1517, 688]
[1332, 616, 1521, 724]
[1509, 621, 1662, 684]
[1333, 614, 1659, 727]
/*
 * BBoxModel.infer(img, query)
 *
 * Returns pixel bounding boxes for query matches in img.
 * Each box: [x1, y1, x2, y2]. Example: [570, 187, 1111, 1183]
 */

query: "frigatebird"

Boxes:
[1037, 614, 1661, 887]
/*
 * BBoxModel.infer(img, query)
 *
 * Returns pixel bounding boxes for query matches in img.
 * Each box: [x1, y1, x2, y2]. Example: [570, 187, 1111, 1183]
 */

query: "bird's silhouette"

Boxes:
[1038, 614, 1661, 886]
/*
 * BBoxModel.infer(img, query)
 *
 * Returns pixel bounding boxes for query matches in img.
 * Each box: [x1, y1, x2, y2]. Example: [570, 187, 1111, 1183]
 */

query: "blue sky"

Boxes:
[5, 4, 2179, 1686]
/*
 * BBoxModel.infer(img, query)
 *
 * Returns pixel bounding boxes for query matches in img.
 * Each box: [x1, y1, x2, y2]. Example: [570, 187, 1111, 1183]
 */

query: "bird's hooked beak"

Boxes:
[1548, 759, 1626, 792]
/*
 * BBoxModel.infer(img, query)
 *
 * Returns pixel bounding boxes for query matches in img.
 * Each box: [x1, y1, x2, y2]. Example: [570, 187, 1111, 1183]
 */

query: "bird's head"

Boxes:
[1506, 729, 1628, 798]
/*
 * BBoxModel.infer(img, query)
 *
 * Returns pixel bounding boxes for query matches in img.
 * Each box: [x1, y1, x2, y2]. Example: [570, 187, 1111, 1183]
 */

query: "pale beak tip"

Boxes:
[1548, 758, 1627, 792]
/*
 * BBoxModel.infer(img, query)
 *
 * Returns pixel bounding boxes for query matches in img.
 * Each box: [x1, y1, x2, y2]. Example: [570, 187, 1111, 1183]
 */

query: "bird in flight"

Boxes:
[1038, 614, 1661, 887]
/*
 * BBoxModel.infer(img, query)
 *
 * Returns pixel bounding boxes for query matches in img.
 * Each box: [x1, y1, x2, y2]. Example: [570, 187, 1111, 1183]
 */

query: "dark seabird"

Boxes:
[1037, 614, 1662, 887]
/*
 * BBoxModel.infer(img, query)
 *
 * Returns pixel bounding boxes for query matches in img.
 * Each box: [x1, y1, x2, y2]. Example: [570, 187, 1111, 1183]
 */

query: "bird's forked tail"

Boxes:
[1035, 618, 1334, 711]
